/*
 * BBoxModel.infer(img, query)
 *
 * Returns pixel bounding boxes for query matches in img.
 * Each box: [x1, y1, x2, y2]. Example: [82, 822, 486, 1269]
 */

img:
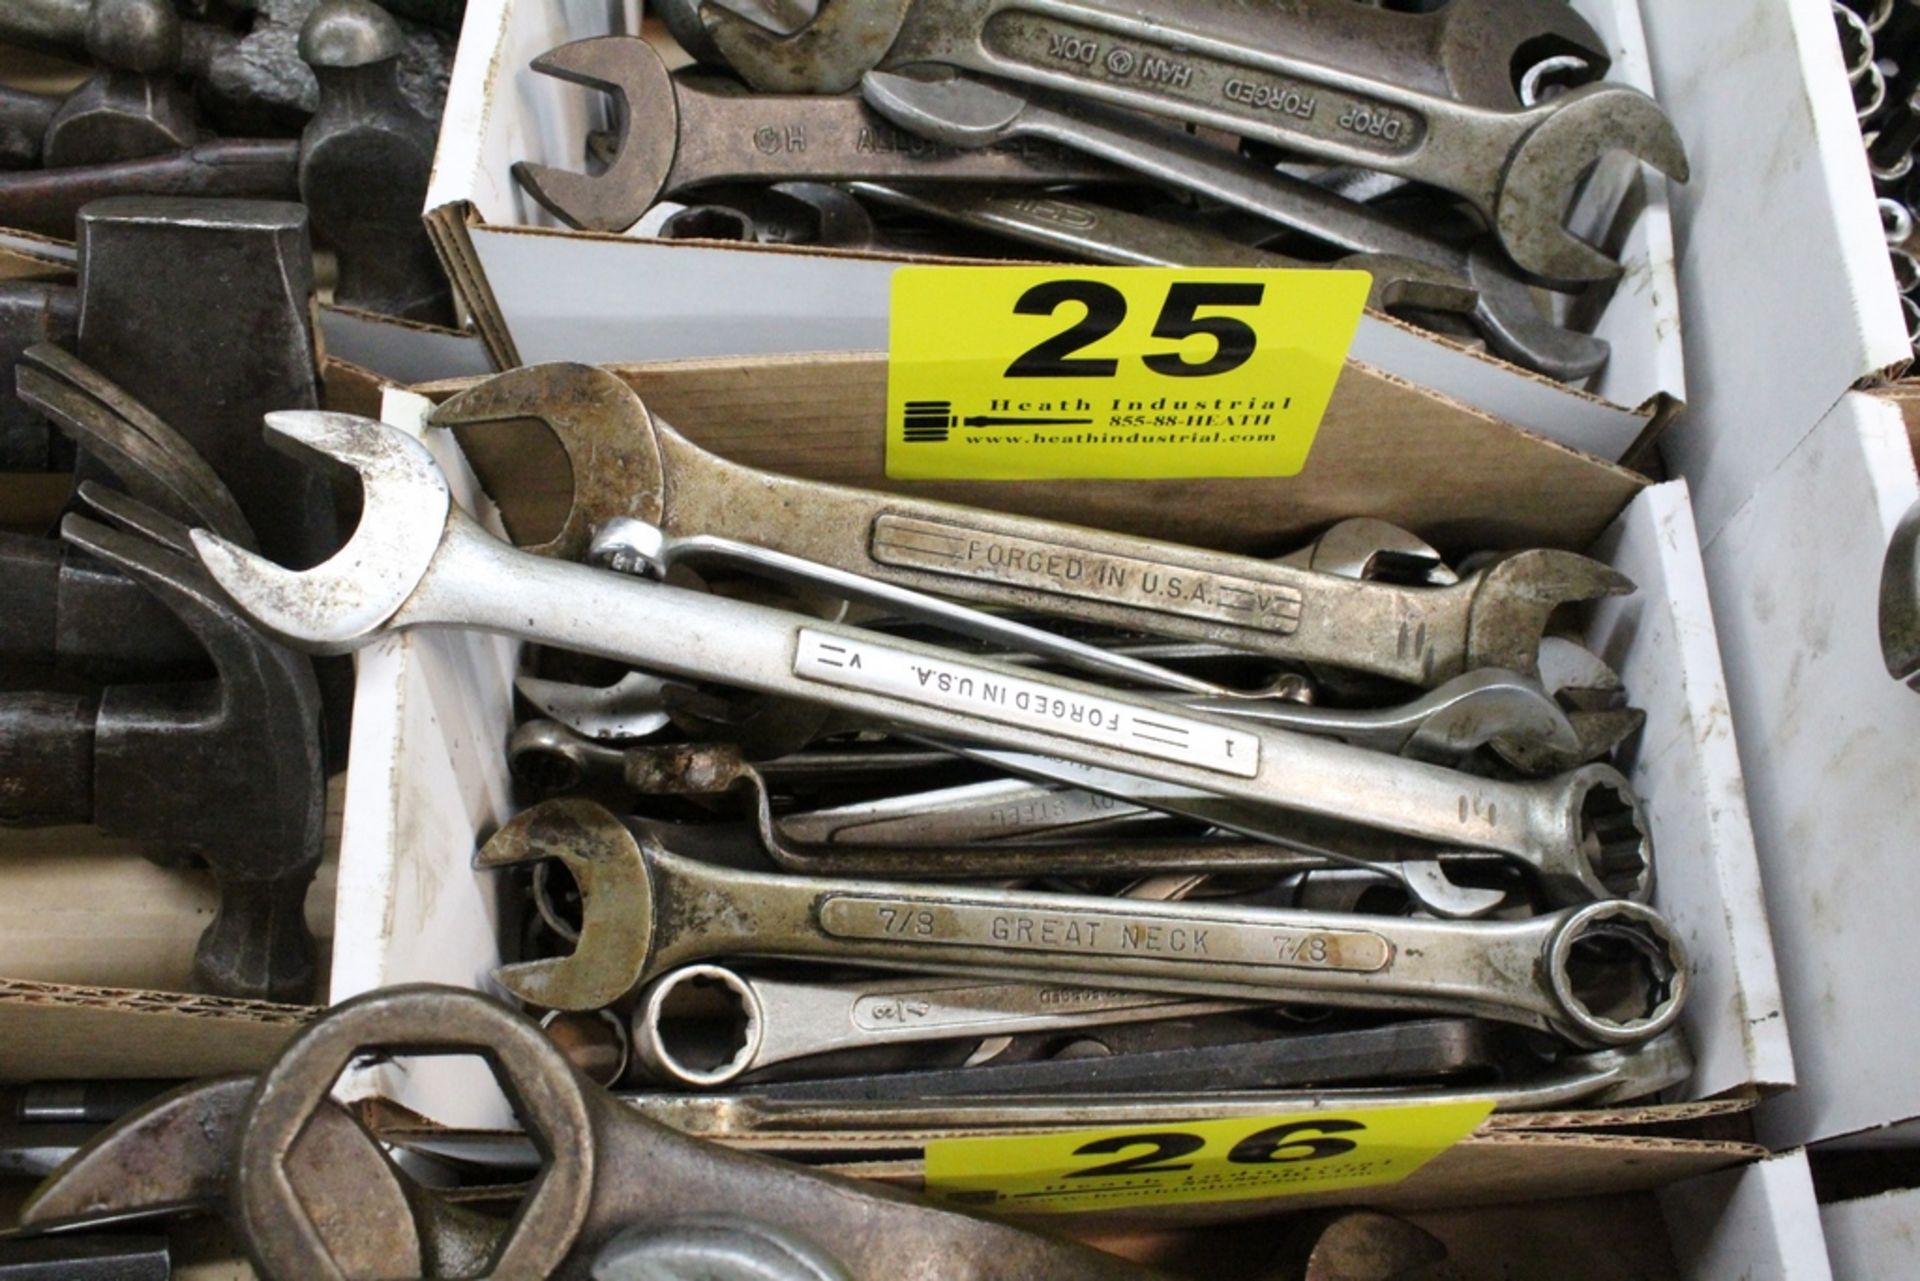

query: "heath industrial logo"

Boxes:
[886, 266, 1368, 481]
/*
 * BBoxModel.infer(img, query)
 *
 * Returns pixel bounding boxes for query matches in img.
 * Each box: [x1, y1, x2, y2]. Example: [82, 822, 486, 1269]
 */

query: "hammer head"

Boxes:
[513, 37, 680, 234]
[190, 411, 451, 656]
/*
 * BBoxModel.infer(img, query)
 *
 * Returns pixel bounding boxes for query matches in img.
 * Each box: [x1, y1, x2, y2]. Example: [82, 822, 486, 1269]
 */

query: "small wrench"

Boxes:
[514, 36, 1114, 233]
[430, 364, 1634, 687]
[195, 410, 1650, 907]
[699, 0, 1688, 281]
[633, 962, 1256, 1087]
[845, 182, 1478, 320]
[857, 72, 1610, 377]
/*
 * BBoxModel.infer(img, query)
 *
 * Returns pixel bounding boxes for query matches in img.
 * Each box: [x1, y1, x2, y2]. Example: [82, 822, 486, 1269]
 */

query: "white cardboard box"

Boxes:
[327, 384, 1792, 1147]
[423, 0, 1684, 462]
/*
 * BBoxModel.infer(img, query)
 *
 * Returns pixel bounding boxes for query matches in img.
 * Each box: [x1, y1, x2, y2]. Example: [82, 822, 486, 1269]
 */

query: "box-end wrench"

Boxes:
[857, 72, 1609, 378]
[512, 36, 1114, 233]
[844, 181, 1479, 322]
[476, 797, 1684, 1044]
[633, 962, 1258, 1087]
[430, 363, 1633, 687]
[699, 0, 1688, 281]
[192, 411, 1648, 906]
[693, 0, 1609, 110]
[848, 180, 1598, 380]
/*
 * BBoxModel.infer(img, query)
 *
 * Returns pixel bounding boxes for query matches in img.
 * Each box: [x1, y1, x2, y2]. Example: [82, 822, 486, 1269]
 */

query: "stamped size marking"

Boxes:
[821, 897, 1392, 972]
[827, 789, 1127, 844]
[983, 14, 1423, 155]
[851, 982, 1183, 1031]
[793, 629, 1261, 776]
[871, 515, 1304, 633]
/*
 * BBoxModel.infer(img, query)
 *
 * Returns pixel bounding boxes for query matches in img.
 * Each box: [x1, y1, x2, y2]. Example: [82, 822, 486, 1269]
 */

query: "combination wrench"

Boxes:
[848, 180, 1604, 381]
[857, 72, 1611, 378]
[514, 35, 1113, 233]
[692, 0, 1688, 281]
[474, 797, 1685, 1045]
[192, 410, 1649, 911]
[430, 363, 1634, 688]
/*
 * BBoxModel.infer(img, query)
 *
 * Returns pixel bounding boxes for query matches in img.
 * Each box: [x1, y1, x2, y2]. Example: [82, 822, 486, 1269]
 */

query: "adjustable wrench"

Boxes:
[697, 0, 1689, 281]
[431, 363, 1633, 687]
[692, 0, 1609, 109]
[632, 962, 1256, 1087]
[513, 36, 1115, 233]
[849, 180, 1600, 380]
[857, 73, 1609, 378]
[477, 797, 1684, 1045]
[195, 410, 1650, 910]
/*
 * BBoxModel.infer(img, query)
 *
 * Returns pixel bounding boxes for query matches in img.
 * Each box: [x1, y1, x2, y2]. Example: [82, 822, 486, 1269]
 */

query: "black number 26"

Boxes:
[1063, 1119, 1365, 1181]
[1004, 280, 1265, 379]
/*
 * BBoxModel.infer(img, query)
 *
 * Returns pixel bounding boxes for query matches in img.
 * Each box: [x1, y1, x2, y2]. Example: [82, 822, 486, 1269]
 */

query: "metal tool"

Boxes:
[0, 1235, 170, 1280]
[620, 1027, 1693, 1143]
[0, 528, 207, 683]
[0, 139, 301, 241]
[0, 502, 324, 1002]
[0, 284, 76, 471]
[0, 88, 58, 171]
[593, 1218, 853, 1281]
[857, 72, 1609, 378]
[846, 182, 1478, 320]
[741, 1017, 1498, 1101]
[519, 668, 676, 741]
[236, 987, 1161, 1279]
[195, 411, 1652, 910]
[513, 36, 1115, 234]
[678, 0, 1609, 108]
[480, 797, 1684, 1044]
[1882, 496, 1920, 686]
[300, 0, 456, 324]
[697, 0, 1689, 281]
[658, 202, 762, 241]
[431, 364, 1632, 686]
[42, 0, 201, 170]
[632, 962, 1257, 1087]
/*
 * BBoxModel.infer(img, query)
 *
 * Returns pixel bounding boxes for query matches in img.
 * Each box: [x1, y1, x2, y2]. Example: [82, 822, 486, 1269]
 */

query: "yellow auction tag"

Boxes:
[885, 265, 1367, 481]
[922, 1101, 1491, 1214]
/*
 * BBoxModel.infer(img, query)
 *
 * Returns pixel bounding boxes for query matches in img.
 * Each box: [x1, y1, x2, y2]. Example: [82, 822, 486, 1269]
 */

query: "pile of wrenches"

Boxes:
[1842, 0, 1920, 352]
[0, 0, 453, 321]
[180, 360, 1691, 1122]
[513, 0, 1692, 383]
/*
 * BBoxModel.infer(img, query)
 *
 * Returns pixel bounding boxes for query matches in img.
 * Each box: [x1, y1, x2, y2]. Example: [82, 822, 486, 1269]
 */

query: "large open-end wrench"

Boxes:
[192, 411, 1649, 908]
[697, 0, 1688, 281]
[847, 179, 1603, 381]
[632, 962, 1257, 1087]
[477, 798, 1684, 1043]
[431, 364, 1633, 687]
[513, 36, 1113, 233]
[691, 0, 1609, 109]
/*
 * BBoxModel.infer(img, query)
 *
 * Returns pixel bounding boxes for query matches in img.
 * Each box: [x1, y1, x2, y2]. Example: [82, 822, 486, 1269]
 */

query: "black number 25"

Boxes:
[1004, 280, 1265, 379]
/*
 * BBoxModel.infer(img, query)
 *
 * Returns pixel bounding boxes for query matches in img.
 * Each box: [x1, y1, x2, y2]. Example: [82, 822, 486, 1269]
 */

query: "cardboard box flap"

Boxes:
[0, 979, 311, 1080]
[419, 351, 1647, 556]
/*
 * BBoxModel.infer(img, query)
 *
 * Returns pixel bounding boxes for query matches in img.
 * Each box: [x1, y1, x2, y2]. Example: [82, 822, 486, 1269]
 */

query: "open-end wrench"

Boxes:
[194, 411, 1648, 904]
[513, 36, 1115, 234]
[859, 72, 1610, 377]
[696, 0, 1609, 109]
[477, 797, 1684, 1045]
[845, 182, 1477, 319]
[622, 1027, 1692, 1144]
[633, 962, 1257, 1087]
[699, 0, 1687, 281]
[431, 364, 1633, 686]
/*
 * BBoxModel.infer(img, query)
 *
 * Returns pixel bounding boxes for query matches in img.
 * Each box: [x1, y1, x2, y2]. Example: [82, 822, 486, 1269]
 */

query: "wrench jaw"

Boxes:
[514, 37, 682, 233]
[1343, 253, 1481, 319]
[1461, 550, 1636, 679]
[430, 361, 668, 561]
[480, 798, 660, 1011]
[701, 0, 915, 94]
[1494, 84, 1690, 283]
[189, 411, 451, 656]
[1544, 900, 1687, 1049]
[1463, 239, 1611, 382]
